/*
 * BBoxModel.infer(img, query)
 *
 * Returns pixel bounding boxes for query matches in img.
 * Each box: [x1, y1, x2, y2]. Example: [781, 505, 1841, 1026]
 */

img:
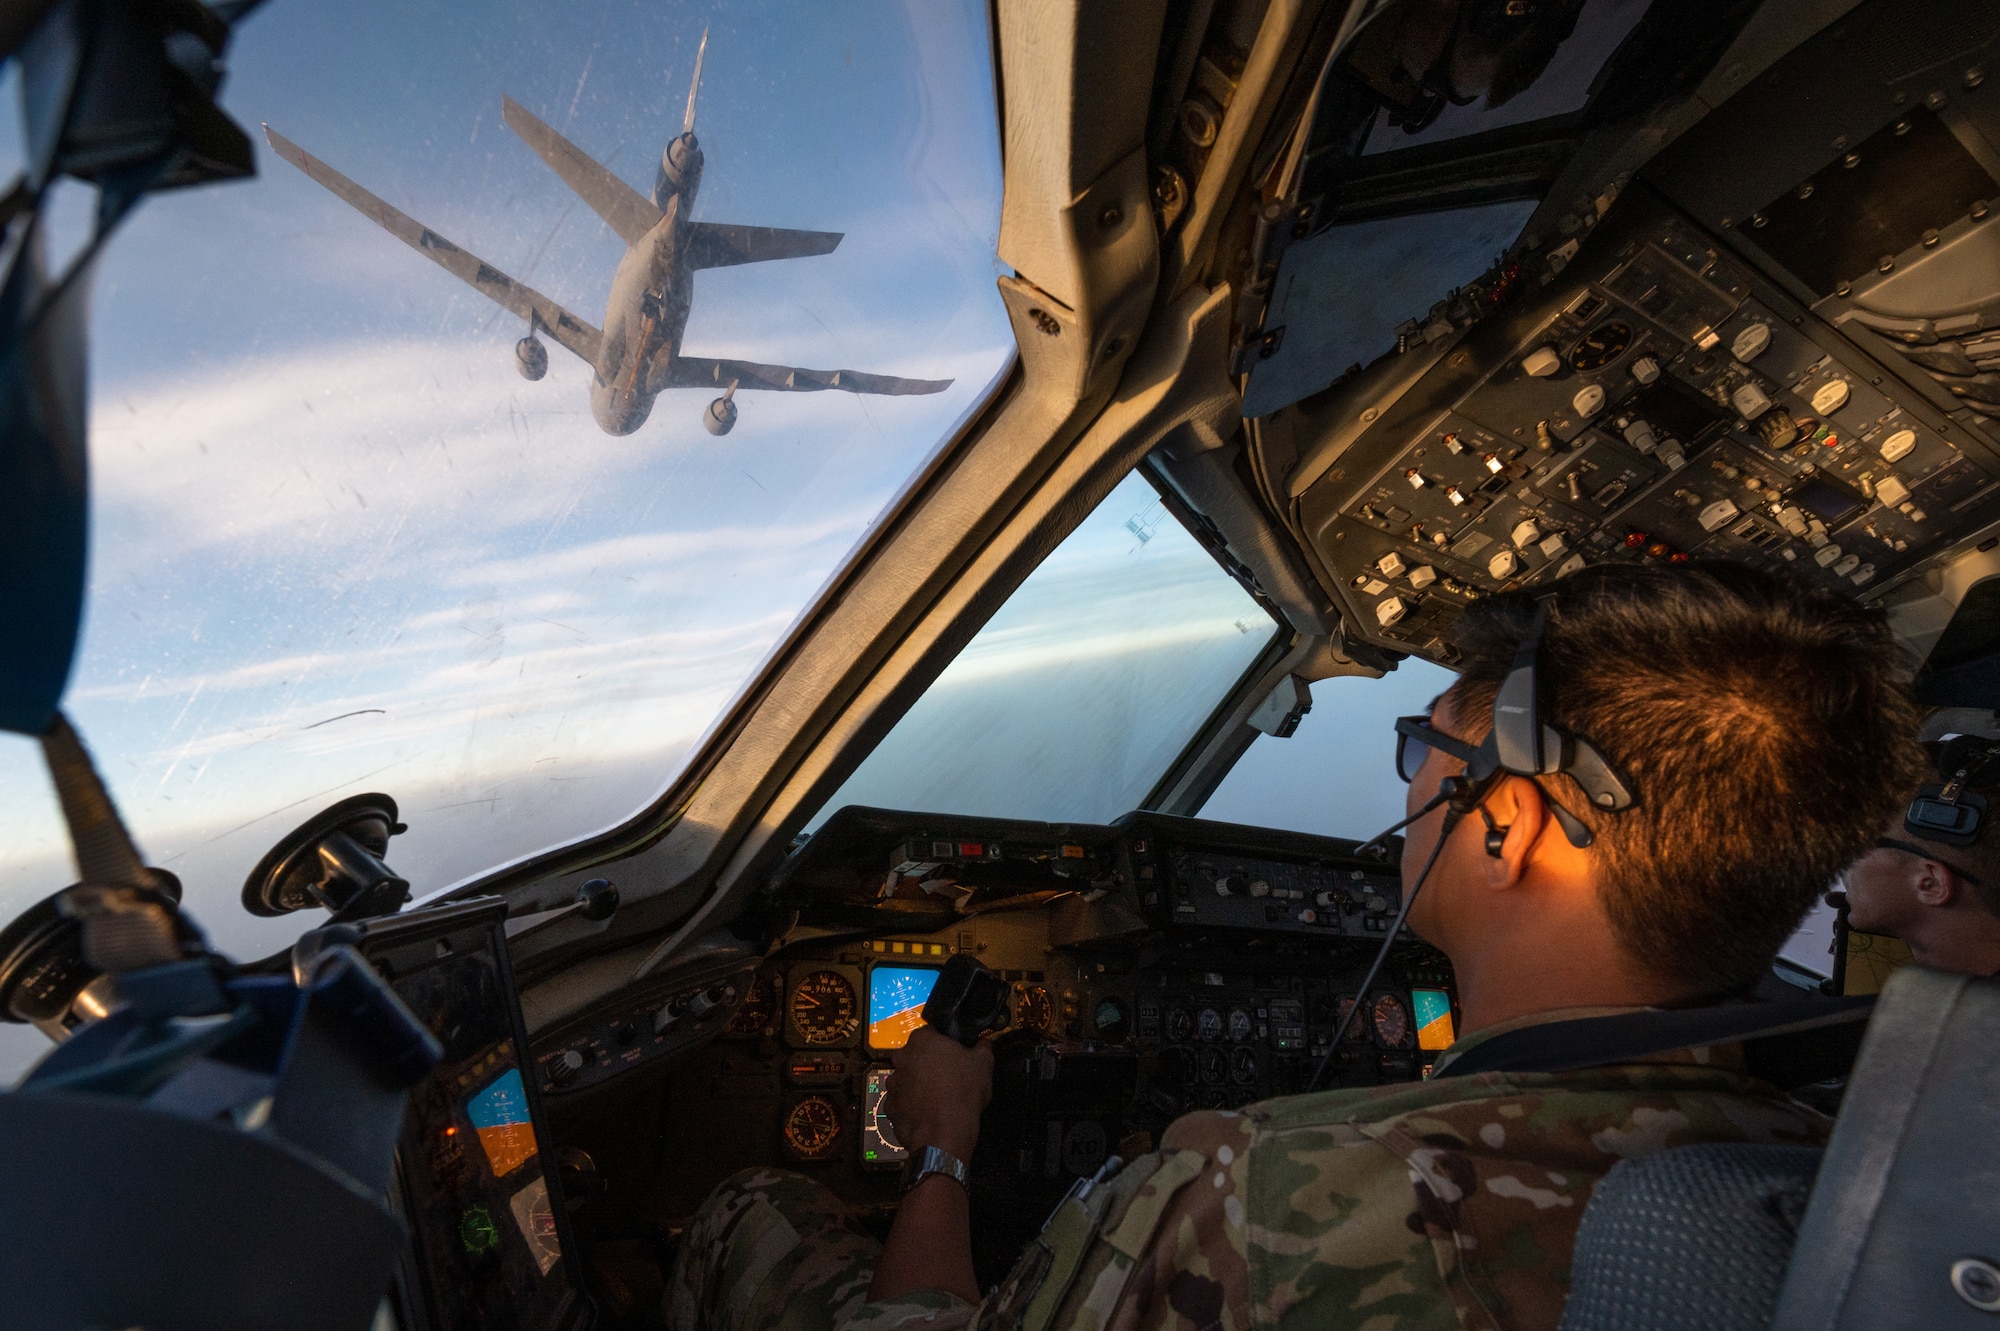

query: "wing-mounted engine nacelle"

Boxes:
[653, 131, 704, 209]
[515, 334, 548, 381]
[703, 393, 738, 436]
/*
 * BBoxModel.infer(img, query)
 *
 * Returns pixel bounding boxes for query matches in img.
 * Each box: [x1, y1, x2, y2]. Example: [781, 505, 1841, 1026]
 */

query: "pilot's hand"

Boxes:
[885, 1025, 992, 1161]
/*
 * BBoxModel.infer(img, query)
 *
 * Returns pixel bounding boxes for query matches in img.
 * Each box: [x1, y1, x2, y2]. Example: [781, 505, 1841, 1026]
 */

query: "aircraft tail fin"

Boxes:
[683, 27, 708, 137]
[685, 222, 842, 271]
[501, 96, 663, 246]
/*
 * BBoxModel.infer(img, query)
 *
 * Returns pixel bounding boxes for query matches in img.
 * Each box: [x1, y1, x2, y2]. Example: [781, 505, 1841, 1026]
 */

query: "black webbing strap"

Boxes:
[1433, 995, 1877, 1089]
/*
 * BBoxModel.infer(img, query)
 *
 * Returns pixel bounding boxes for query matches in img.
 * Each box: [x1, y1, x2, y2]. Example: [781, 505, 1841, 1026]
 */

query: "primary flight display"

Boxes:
[867, 965, 942, 1050]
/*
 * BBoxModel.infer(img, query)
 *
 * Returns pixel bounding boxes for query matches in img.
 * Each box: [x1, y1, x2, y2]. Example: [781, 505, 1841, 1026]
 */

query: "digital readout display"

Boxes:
[867, 965, 942, 1050]
[1413, 988, 1456, 1051]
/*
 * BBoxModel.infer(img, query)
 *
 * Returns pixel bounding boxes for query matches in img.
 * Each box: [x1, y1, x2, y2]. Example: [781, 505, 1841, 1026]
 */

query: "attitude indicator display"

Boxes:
[1413, 988, 1457, 1052]
[867, 965, 941, 1050]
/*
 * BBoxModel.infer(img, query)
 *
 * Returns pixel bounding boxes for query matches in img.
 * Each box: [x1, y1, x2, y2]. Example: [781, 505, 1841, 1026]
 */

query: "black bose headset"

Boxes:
[1470, 598, 1636, 847]
[1903, 733, 2000, 847]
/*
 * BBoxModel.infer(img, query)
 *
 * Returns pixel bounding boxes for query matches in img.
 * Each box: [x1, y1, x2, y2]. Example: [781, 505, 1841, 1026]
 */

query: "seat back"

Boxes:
[1559, 967, 2000, 1331]
[1557, 1143, 1820, 1331]
[1770, 966, 2000, 1330]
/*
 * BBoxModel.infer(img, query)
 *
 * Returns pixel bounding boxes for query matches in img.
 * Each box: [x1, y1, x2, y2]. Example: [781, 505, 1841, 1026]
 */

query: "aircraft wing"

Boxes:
[263, 125, 604, 366]
[685, 223, 843, 271]
[662, 355, 951, 396]
[500, 96, 663, 246]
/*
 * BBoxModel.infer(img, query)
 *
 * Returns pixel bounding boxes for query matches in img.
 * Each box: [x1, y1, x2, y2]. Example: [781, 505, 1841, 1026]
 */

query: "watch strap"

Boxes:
[901, 1144, 970, 1194]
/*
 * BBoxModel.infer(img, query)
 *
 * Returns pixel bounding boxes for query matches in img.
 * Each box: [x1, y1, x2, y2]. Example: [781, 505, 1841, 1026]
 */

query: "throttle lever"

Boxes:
[920, 953, 1011, 1046]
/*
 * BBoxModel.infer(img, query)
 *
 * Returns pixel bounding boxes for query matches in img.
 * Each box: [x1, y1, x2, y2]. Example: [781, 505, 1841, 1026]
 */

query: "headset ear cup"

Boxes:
[1485, 828, 1507, 857]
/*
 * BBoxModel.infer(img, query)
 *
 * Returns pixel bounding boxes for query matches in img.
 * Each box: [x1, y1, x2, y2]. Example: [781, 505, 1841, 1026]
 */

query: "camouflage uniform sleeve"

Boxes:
[973, 1111, 1256, 1331]
[980, 1106, 1462, 1331]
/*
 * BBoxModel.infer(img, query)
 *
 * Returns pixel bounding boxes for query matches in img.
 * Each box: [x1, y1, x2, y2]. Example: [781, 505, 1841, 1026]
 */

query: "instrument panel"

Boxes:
[543, 806, 1456, 1294]
[1278, 187, 2000, 664]
[673, 808, 1451, 1178]
[530, 958, 757, 1098]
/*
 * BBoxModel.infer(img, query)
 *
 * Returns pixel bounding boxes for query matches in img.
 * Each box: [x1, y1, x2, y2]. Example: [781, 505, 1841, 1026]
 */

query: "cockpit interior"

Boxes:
[3, 0, 1999, 1327]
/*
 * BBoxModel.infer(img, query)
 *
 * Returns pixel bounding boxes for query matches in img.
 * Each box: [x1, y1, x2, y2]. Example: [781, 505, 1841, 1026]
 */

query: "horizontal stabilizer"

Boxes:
[501, 97, 663, 246]
[663, 354, 951, 397]
[685, 222, 842, 271]
[263, 125, 604, 366]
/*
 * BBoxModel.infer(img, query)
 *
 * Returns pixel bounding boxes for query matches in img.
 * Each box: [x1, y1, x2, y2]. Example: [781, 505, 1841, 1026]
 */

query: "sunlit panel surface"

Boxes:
[0, 2, 1014, 972]
[815, 473, 1280, 827]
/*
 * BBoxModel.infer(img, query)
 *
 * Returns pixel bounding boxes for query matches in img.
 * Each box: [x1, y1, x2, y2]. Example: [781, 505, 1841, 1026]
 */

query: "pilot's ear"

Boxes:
[1481, 776, 1549, 891]
[1914, 863, 1955, 908]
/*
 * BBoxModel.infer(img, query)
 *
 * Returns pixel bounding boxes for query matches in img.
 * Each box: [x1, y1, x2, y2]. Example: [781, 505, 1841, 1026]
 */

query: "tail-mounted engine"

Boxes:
[654, 132, 703, 210]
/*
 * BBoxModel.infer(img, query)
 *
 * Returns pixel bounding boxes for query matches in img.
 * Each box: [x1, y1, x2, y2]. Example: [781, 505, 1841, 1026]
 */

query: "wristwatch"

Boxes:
[900, 1144, 970, 1195]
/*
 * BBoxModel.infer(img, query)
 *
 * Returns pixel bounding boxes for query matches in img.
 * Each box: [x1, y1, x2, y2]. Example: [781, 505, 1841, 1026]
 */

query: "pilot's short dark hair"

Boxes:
[1447, 560, 1926, 997]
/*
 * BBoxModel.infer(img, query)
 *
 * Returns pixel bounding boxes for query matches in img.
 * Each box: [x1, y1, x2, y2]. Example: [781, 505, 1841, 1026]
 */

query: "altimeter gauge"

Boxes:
[789, 970, 859, 1045]
[1371, 993, 1414, 1049]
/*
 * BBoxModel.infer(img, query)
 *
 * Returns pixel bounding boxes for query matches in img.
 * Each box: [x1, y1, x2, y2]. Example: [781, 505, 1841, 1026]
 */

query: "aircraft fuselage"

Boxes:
[591, 186, 699, 437]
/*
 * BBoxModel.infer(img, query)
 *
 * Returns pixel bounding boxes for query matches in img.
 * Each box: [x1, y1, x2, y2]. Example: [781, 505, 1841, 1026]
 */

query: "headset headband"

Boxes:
[1467, 598, 1637, 847]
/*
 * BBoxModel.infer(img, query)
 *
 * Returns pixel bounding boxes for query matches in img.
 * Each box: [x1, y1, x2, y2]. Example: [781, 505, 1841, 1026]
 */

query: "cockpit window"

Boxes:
[810, 472, 1281, 827]
[1199, 659, 1456, 840]
[0, 3, 1013, 963]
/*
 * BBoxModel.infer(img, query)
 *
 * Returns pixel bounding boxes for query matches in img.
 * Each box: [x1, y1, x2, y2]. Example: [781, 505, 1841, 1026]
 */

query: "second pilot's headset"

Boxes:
[1905, 734, 2000, 847]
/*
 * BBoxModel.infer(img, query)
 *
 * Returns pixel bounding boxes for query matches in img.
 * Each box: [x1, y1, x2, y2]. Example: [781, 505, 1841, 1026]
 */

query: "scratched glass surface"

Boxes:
[0, 0, 1013, 1010]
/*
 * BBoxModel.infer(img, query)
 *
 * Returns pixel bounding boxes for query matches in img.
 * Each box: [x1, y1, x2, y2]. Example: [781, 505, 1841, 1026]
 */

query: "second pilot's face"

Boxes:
[1839, 845, 1907, 935]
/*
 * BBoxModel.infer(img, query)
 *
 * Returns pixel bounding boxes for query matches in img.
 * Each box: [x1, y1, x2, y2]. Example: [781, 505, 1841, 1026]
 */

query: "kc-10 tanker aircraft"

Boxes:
[264, 31, 950, 437]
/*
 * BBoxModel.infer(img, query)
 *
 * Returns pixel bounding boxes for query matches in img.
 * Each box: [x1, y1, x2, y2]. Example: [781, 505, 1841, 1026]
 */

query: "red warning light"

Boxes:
[1624, 531, 1648, 548]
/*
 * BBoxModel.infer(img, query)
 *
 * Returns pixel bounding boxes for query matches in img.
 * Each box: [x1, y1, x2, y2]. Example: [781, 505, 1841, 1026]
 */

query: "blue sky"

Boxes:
[0, 0, 1016, 976]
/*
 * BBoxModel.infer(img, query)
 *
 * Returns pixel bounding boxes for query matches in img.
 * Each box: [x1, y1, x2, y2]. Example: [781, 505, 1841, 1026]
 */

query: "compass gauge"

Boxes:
[783, 1095, 844, 1159]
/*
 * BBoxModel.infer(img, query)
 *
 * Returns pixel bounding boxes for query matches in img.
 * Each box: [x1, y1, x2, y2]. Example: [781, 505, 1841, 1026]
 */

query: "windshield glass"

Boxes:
[811, 472, 1281, 827]
[1199, 659, 1457, 840]
[0, 2, 1013, 974]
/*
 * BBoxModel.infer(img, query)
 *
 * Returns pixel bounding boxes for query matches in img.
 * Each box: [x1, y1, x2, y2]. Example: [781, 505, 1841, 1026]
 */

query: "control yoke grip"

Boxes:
[920, 953, 1011, 1047]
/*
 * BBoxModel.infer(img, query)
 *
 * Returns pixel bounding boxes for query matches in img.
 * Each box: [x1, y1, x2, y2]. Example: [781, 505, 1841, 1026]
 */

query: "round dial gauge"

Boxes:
[1229, 1047, 1258, 1085]
[1568, 322, 1632, 371]
[789, 971, 859, 1045]
[726, 973, 778, 1038]
[1372, 993, 1414, 1049]
[1197, 1008, 1224, 1042]
[1165, 1006, 1193, 1042]
[1227, 1007, 1254, 1042]
[784, 1095, 844, 1159]
[1198, 1046, 1228, 1084]
[1015, 985, 1055, 1035]
[1338, 996, 1367, 1042]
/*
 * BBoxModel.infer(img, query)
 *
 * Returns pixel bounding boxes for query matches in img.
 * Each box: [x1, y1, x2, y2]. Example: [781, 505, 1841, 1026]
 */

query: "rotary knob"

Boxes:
[549, 1048, 588, 1088]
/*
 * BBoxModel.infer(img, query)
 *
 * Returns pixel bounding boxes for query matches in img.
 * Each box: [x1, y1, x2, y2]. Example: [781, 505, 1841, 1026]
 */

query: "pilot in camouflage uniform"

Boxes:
[665, 1006, 1830, 1331]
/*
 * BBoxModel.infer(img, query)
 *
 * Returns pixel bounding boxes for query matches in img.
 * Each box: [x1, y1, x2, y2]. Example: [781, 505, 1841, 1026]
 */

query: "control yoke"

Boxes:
[921, 953, 1011, 1046]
